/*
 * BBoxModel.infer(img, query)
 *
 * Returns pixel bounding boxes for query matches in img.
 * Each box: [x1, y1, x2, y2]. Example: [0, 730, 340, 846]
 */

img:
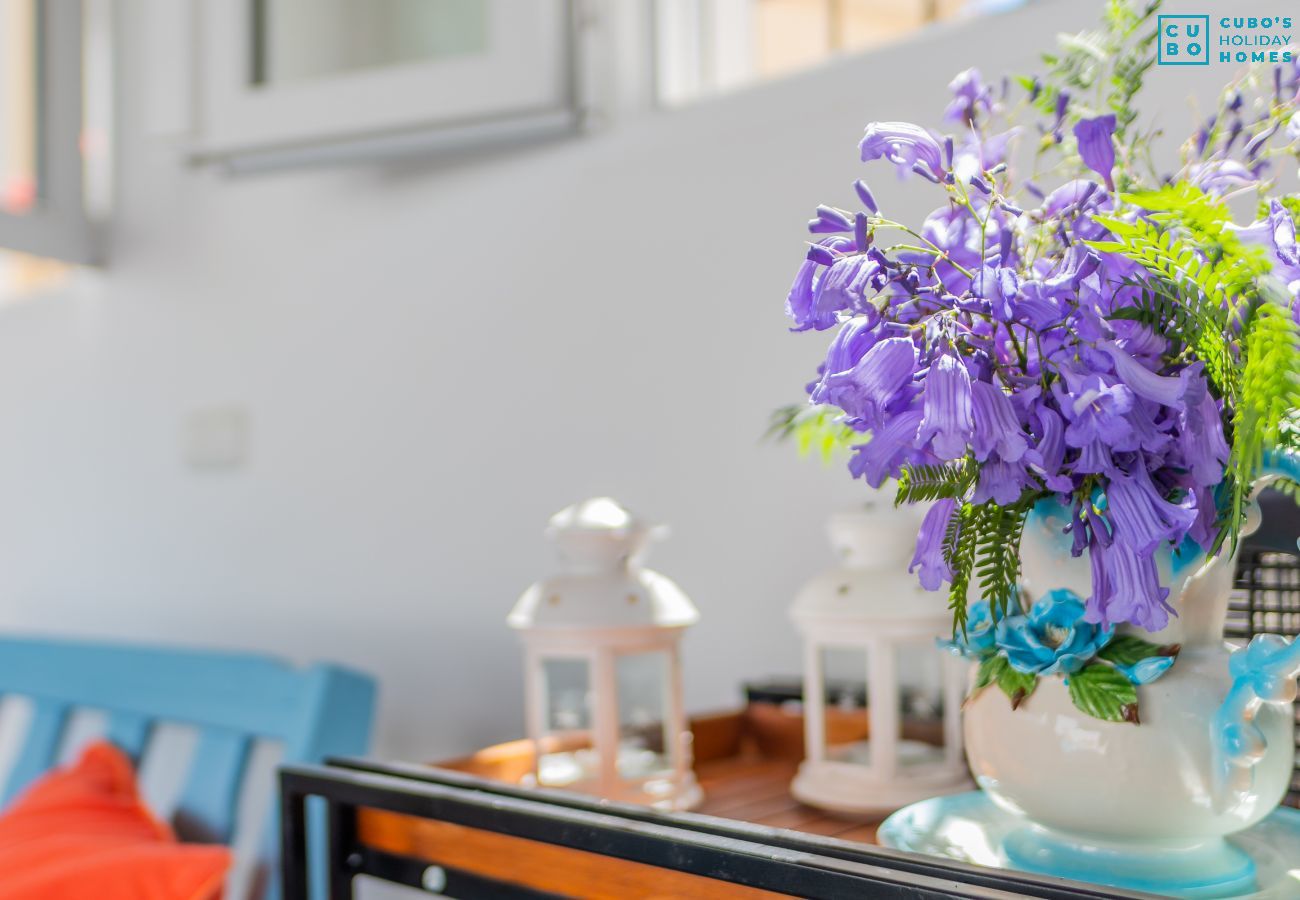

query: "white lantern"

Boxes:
[508, 497, 702, 811]
[790, 502, 972, 814]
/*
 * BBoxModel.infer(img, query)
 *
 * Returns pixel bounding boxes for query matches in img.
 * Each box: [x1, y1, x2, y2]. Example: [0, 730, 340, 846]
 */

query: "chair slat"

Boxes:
[0, 638, 374, 900]
[105, 712, 154, 762]
[3, 701, 70, 805]
[175, 727, 251, 843]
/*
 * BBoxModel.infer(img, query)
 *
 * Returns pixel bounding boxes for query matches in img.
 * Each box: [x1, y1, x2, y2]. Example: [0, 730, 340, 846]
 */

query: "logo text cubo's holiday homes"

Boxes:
[1158, 15, 1210, 64]
[1158, 15, 1294, 66]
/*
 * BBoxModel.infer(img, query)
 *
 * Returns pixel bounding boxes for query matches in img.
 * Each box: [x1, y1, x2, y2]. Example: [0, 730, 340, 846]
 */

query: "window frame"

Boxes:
[0, 1, 100, 265]
[190, 0, 587, 172]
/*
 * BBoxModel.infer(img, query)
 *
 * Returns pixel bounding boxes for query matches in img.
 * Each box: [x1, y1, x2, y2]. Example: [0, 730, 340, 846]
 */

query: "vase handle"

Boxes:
[1212, 634, 1300, 808]
[1210, 451, 1300, 809]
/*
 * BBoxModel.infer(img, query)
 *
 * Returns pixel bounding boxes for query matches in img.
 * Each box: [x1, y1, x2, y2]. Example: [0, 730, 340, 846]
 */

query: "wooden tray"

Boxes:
[361, 704, 946, 857]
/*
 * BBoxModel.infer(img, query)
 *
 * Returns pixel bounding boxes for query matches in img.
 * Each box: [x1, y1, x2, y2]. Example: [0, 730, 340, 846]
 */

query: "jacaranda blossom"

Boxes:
[971, 380, 1028, 462]
[859, 122, 947, 181]
[1073, 114, 1117, 189]
[782, 53, 1300, 636]
[812, 336, 916, 424]
[944, 68, 993, 125]
[910, 498, 956, 590]
[917, 354, 974, 460]
[1103, 463, 1197, 555]
[1085, 536, 1174, 631]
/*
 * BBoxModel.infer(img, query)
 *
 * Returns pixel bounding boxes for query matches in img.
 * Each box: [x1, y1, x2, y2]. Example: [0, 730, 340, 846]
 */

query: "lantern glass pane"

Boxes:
[536, 656, 594, 787]
[819, 646, 869, 765]
[614, 651, 674, 784]
[898, 638, 950, 768]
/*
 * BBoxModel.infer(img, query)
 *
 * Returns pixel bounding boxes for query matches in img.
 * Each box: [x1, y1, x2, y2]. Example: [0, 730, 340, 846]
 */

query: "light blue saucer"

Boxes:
[879, 792, 1300, 899]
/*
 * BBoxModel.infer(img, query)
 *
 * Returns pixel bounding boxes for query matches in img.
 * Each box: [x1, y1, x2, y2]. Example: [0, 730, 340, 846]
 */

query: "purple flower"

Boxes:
[1072, 115, 1117, 190]
[1099, 342, 1189, 407]
[777, 56, 1289, 635]
[971, 266, 1021, 321]
[1190, 160, 1256, 195]
[1104, 462, 1197, 555]
[785, 258, 826, 331]
[971, 380, 1028, 462]
[1055, 372, 1135, 449]
[1083, 535, 1174, 631]
[1269, 200, 1300, 267]
[918, 354, 974, 460]
[786, 237, 853, 331]
[973, 457, 1036, 505]
[1052, 91, 1071, 140]
[1039, 179, 1104, 218]
[860, 122, 946, 181]
[1178, 377, 1229, 488]
[911, 498, 956, 590]
[813, 336, 916, 423]
[847, 407, 924, 487]
[854, 180, 879, 213]
[818, 315, 878, 375]
[808, 204, 853, 234]
[1024, 406, 1074, 493]
[944, 68, 992, 124]
[814, 253, 886, 320]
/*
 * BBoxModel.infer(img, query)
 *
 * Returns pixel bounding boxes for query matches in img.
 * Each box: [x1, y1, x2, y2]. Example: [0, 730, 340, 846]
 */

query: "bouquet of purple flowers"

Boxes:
[781, 1, 1300, 637]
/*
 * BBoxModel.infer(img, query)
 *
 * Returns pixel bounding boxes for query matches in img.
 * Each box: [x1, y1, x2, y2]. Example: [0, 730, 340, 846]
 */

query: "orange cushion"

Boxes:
[0, 740, 231, 900]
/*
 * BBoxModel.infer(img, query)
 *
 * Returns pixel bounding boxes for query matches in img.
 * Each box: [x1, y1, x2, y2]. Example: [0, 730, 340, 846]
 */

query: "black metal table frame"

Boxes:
[280, 757, 1153, 900]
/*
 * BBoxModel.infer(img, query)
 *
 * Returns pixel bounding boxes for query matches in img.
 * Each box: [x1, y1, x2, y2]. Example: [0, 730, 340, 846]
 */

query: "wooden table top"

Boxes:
[691, 754, 884, 844]
[356, 705, 903, 895]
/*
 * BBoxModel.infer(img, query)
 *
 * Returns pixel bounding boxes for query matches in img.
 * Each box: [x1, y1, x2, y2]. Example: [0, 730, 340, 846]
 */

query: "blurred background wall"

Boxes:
[0, 0, 1273, 760]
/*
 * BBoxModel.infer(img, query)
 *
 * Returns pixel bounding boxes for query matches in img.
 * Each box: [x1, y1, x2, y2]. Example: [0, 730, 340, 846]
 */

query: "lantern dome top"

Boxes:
[790, 505, 951, 626]
[509, 497, 699, 631]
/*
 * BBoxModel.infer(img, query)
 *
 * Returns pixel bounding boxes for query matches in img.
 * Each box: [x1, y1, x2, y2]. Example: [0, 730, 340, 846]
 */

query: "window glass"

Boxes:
[756, 0, 967, 79]
[251, 0, 490, 86]
[660, 0, 1032, 106]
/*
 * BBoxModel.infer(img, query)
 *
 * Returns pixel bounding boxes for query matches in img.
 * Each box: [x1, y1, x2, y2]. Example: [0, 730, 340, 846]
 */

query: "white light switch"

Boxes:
[183, 406, 249, 471]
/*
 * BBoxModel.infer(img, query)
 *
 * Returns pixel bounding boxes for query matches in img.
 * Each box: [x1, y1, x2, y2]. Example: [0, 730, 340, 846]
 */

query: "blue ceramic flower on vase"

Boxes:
[996, 589, 1115, 676]
[939, 599, 997, 659]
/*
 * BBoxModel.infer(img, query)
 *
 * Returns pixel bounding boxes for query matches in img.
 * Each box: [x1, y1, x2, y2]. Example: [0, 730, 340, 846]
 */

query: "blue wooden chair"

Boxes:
[0, 635, 375, 899]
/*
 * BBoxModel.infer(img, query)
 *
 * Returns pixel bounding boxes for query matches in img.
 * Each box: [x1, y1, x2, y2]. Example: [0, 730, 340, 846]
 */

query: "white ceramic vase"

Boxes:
[962, 483, 1300, 893]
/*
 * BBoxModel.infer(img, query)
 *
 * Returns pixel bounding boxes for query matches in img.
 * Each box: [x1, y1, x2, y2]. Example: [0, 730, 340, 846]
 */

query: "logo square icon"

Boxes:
[1158, 15, 1210, 65]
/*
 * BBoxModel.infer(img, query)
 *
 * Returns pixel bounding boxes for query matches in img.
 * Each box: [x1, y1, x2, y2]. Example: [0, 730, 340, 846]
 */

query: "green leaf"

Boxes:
[1097, 635, 1179, 667]
[973, 499, 1034, 621]
[974, 654, 1007, 691]
[996, 665, 1038, 710]
[945, 502, 981, 635]
[895, 460, 977, 506]
[1067, 664, 1140, 724]
[1105, 305, 1147, 322]
[1228, 296, 1300, 554]
[766, 404, 858, 465]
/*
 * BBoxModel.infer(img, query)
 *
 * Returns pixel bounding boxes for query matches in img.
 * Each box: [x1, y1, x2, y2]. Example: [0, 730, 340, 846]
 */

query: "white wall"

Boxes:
[0, 0, 1268, 762]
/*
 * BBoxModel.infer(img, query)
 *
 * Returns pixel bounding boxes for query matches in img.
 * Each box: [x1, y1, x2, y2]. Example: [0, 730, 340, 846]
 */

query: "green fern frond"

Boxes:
[895, 459, 978, 506]
[974, 501, 1032, 621]
[1108, 278, 1237, 399]
[944, 502, 980, 636]
[1228, 296, 1300, 549]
